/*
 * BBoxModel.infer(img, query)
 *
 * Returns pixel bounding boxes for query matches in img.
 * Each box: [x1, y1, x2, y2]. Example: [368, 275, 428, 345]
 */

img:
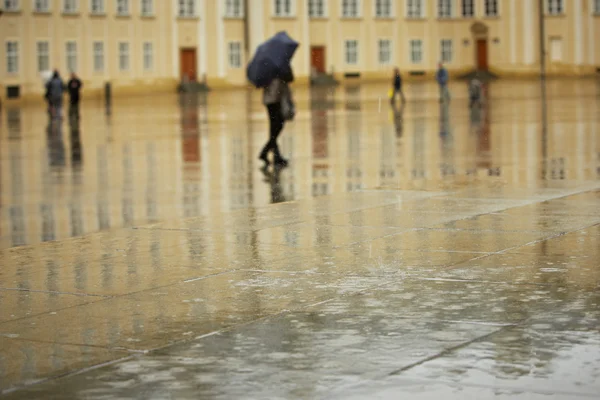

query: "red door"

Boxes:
[476, 40, 488, 70]
[311, 46, 326, 74]
[180, 48, 197, 81]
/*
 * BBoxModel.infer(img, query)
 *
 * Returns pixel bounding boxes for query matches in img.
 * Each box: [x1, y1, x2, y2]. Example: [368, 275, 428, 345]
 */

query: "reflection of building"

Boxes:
[2, 1, 599, 101]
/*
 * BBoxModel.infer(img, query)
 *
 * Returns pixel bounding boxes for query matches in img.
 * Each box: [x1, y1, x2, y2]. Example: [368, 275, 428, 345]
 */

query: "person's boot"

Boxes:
[273, 156, 288, 167]
[258, 149, 270, 166]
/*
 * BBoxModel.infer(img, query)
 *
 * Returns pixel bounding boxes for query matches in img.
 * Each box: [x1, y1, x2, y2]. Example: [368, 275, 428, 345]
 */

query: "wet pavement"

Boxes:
[0, 80, 599, 398]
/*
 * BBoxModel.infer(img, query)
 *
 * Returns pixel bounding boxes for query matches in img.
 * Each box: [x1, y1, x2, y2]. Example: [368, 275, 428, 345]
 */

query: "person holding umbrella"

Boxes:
[247, 32, 299, 168]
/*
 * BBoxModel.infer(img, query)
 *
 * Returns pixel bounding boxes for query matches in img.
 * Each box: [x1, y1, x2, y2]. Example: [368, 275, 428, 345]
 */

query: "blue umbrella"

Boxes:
[247, 31, 299, 88]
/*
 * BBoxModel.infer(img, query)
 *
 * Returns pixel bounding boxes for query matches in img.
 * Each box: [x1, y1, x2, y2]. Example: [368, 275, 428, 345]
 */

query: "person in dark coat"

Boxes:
[67, 73, 83, 117]
[46, 70, 65, 118]
[390, 68, 405, 105]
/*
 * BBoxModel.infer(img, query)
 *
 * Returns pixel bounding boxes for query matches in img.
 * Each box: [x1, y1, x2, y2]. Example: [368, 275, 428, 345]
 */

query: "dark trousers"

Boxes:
[260, 103, 284, 160]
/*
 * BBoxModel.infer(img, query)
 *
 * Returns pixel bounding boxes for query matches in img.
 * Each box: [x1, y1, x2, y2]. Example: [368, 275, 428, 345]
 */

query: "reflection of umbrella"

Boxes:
[247, 31, 299, 88]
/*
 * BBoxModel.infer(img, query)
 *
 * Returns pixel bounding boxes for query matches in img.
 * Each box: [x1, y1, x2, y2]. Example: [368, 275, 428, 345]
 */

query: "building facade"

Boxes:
[1, 0, 599, 100]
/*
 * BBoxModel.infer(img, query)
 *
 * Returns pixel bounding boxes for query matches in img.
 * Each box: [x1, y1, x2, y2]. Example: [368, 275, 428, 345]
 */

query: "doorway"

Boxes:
[180, 48, 197, 82]
[310, 46, 326, 75]
[476, 39, 488, 70]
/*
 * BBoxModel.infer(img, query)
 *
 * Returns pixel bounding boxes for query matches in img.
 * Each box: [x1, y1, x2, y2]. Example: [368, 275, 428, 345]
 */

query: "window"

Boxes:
[141, 0, 153, 15]
[438, 0, 452, 17]
[6, 41, 19, 74]
[34, 0, 50, 12]
[225, 0, 243, 17]
[378, 39, 391, 65]
[406, 0, 422, 18]
[228, 42, 242, 68]
[547, 0, 563, 15]
[462, 0, 474, 17]
[3, 0, 19, 11]
[178, 0, 196, 17]
[308, 0, 325, 17]
[66, 41, 77, 72]
[90, 0, 104, 13]
[37, 41, 50, 72]
[274, 0, 293, 16]
[93, 41, 104, 72]
[117, 0, 129, 15]
[342, 0, 359, 17]
[143, 42, 153, 71]
[409, 39, 422, 63]
[484, 0, 498, 16]
[63, 0, 77, 13]
[595, 0, 600, 14]
[440, 39, 452, 63]
[344, 40, 358, 65]
[375, 0, 391, 17]
[119, 42, 130, 71]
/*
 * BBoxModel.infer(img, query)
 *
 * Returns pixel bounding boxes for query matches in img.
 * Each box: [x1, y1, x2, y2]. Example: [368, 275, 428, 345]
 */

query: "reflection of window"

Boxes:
[91, 0, 104, 14]
[308, 0, 325, 17]
[117, 0, 129, 15]
[63, 0, 78, 13]
[4, 0, 19, 11]
[143, 42, 153, 71]
[93, 41, 104, 72]
[375, 0, 391, 17]
[225, 0, 243, 17]
[66, 41, 77, 72]
[342, 0, 359, 17]
[119, 42, 130, 71]
[547, 0, 563, 14]
[409, 39, 422, 63]
[274, 0, 293, 16]
[228, 42, 242, 68]
[37, 41, 50, 72]
[378, 39, 391, 65]
[438, 0, 452, 17]
[406, 0, 422, 18]
[345, 40, 358, 65]
[178, 0, 196, 16]
[484, 0, 498, 16]
[6, 41, 19, 74]
[34, 0, 50, 12]
[141, 0, 153, 15]
[462, 0, 474, 17]
[440, 39, 452, 63]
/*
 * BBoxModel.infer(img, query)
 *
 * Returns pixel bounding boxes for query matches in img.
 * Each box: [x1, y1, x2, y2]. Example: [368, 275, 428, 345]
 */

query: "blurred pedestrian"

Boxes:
[469, 74, 483, 108]
[436, 63, 450, 103]
[67, 72, 83, 118]
[259, 68, 295, 168]
[46, 70, 65, 118]
[390, 68, 405, 105]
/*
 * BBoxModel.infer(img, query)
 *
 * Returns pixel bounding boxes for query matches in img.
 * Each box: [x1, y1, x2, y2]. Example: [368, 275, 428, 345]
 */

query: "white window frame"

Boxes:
[6, 41, 19, 74]
[143, 42, 153, 71]
[66, 41, 77, 73]
[374, 0, 392, 18]
[341, 0, 360, 18]
[440, 39, 452, 63]
[406, 0, 423, 18]
[308, 0, 326, 17]
[409, 39, 423, 64]
[461, 0, 474, 17]
[116, 0, 129, 15]
[273, 0, 294, 17]
[93, 41, 104, 72]
[484, 0, 498, 17]
[178, 0, 197, 17]
[228, 41, 242, 68]
[378, 39, 392, 65]
[90, 0, 104, 14]
[344, 39, 358, 65]
[438, 0, 452, 18]
[3, 0, 20, 12]
[34, 0, 50, 12]
[141, 0, 153, 16]
[547, 0, 564, 15]
[225, 0, 244, 17]
[63, 0, 78, 13]
[118, 41, 130, 71]
[37, 41, 50, 73]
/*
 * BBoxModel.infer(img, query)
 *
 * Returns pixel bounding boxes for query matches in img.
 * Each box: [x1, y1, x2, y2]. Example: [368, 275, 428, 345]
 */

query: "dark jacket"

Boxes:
[46, 77, 65, 105]
[67, 78, 83, 104]
[394, 73, 402, 89]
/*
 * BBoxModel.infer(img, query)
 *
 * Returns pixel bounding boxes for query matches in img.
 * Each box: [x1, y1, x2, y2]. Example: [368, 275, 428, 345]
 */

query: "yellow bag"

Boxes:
[388, 88, 394, 99]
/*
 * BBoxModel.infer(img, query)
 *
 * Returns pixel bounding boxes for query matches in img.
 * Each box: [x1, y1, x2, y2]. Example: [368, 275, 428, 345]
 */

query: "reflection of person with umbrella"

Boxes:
[247, 32, 299, 168]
